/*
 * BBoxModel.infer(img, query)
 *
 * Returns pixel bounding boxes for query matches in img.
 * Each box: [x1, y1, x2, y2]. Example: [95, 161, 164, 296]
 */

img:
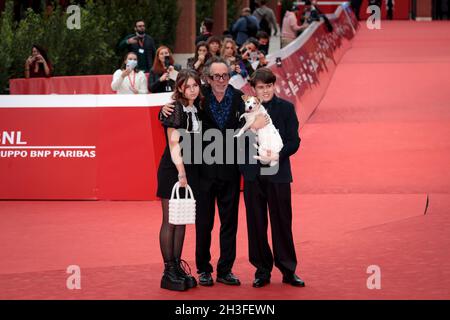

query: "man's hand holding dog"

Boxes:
[251, 114, 270, 130]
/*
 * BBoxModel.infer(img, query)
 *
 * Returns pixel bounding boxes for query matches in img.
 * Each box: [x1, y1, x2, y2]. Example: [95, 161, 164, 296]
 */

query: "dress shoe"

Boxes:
[282, 274, 305, 287]
[198, 272, 214, 286]
[217, 272, 241, 286]
[253, 278, 271, 288]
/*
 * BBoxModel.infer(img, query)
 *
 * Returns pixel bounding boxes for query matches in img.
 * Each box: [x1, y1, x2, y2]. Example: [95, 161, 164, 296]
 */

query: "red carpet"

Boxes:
[1, 21, 450, 299]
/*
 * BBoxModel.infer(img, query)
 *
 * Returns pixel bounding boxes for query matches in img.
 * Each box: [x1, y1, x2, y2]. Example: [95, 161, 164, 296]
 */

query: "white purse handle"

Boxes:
[170, 182, 195, 200]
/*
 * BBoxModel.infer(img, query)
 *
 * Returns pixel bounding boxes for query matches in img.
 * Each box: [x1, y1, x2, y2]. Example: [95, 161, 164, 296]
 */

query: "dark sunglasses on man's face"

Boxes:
[210, 73, 230, 81]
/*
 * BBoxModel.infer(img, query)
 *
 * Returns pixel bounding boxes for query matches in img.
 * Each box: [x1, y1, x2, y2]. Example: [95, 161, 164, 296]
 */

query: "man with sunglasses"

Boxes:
[161, 57, 268, 287]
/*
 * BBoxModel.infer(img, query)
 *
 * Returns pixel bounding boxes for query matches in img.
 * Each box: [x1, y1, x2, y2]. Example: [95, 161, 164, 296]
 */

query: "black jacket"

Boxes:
[198, 85, 245, 181]
[238, 95, 300, 183]
[119, 34, 156, 73]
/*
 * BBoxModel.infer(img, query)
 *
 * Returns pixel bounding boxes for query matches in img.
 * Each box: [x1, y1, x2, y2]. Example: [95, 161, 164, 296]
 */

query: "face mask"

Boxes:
[126, 59, 138, 70]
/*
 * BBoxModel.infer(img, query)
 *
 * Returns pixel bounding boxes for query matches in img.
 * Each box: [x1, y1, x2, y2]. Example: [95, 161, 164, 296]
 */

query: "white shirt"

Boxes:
[111, 69, 148, 94]
[183, 105, 199, 132]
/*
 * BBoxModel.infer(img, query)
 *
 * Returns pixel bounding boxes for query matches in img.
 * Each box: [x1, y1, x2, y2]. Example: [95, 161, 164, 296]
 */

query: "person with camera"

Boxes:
[24, 44, 52, 79]
[111, 52, 148, 94]
[149, 46, 180, 93]
[281, 2, 309, 48]
[221, 38, 248, 79]
[118, 19, 157, 73]
[239, 38, 268, 77]
[256, 31, 270, 55]
[301, 0, 333, 33]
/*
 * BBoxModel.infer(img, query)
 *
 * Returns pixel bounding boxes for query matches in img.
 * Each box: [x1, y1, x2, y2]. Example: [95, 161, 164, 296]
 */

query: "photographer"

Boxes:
[281, 2, 308, 48]
[149, 46, 180, 93]
[24, 44, 52, 78]
[221, 38, 248, 79]
[111, 52, 148, 94]
[118, 20, 157, 73]
[239, 38, 268, 77]
[301, 0, 333, 33]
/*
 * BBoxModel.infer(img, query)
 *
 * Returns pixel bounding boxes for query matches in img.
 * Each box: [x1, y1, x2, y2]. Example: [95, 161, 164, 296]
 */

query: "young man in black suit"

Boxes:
[238, 68, 305, 288]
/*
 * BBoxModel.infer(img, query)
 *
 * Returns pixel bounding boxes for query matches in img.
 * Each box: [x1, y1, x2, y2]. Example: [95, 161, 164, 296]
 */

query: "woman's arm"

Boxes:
[167, 127, 187, 187]
[111, 70, 125, 91]
[24, 57, 33, 79]
[42, 60, 51, 77]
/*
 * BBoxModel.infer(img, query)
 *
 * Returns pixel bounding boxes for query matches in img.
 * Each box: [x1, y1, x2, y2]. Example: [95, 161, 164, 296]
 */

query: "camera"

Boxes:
[276, 57, 282, 67]
[164, 56, 171, 69]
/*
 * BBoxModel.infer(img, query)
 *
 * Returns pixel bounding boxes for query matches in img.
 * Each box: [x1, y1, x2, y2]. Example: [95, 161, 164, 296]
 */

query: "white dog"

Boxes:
[234, 95, 283, 167]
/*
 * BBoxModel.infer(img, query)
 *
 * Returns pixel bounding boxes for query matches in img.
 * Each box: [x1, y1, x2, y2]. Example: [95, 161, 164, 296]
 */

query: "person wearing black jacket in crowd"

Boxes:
[196, 18, 214, 45]
[118, 19, 156, 73]
[302, 0, 333, 33]
[237, 68, 305, 288]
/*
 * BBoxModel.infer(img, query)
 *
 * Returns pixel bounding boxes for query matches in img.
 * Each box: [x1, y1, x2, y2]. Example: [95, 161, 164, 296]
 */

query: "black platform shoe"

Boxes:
[175, 259, 197, 289]
[161, 261, 188, 291]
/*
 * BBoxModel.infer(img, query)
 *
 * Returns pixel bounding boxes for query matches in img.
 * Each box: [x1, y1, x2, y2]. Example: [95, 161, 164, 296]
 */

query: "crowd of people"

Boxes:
[24, 0, 331, 91]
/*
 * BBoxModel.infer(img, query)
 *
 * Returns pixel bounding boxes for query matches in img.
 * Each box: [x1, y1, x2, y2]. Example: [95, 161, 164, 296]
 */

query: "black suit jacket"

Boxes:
[238, 95, 300, 183]
[198, 85, 245, 181]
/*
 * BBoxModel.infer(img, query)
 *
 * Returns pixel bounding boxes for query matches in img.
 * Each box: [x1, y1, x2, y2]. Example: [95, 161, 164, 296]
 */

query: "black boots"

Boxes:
[175, 259, 198, 289]
[161, 261, 187, 291]
[161, 260, 197, 291]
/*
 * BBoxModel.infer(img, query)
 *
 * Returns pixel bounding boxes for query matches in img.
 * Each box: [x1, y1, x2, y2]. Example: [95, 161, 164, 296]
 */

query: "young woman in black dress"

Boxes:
[157, 69, 202, 291]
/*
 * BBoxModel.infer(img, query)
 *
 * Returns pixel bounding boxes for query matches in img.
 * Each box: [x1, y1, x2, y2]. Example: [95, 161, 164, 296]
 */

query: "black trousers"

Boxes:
[195, 176, 240, 276]
[243, 176, 297, 279]
[351, 0, 363, 20]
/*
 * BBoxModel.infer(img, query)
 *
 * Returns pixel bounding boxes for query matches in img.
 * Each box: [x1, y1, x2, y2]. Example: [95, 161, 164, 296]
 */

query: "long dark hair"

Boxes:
[172, 69, 204, 109]
[32, 44, 50, 64]
[152, 46, 175, 75]
[194, 41, 210, 61]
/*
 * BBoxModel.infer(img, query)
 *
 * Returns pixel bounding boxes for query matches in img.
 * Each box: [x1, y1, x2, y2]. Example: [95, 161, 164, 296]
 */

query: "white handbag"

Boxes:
[168, 182, 196, 225]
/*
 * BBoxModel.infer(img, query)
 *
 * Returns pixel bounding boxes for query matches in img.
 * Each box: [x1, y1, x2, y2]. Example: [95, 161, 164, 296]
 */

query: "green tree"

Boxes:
[0, 0, 180, 93]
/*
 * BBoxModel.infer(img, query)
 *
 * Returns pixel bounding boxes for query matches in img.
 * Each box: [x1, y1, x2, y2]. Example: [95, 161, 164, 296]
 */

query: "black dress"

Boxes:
[156, 102, 201, 199]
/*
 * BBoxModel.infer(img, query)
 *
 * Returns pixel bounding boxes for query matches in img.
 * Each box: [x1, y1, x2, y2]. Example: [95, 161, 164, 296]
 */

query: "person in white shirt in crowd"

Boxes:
[111, 52, 148, 94]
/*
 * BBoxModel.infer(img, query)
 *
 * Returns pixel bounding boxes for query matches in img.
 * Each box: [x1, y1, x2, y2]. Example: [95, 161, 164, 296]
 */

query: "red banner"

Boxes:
[0, 94, 170, 200]
[10, 75, 116, 95]
[241, 5, 355, 127]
